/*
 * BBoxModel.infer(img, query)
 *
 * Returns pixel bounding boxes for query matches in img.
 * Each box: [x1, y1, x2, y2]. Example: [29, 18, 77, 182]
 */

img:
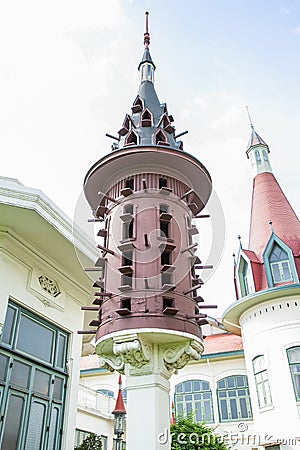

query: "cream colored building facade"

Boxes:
[1, 176, 299, 450]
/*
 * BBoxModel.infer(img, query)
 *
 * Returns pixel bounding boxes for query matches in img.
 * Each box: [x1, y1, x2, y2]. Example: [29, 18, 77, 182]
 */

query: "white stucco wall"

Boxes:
[241, 296, 300, 448]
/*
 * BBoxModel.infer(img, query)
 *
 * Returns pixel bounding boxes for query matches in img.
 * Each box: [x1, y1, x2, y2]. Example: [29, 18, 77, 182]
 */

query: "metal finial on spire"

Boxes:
[246, 105, 254, 129]
[144, 11, 150, 48]
[238, 235, 242, 249]
[269, 220, 274, 232]
[233, 253, 237, 266]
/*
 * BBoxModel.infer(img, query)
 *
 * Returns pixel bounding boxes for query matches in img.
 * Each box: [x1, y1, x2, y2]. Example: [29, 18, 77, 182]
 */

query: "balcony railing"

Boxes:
[77, 383, 115, 419]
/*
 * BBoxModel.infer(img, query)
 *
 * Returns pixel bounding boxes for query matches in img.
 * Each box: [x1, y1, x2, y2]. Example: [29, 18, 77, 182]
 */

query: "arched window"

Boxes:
[174, 380, 214, 423]
[287, 347, 300, 401]
[255, 150, 261, 164]
[252, 356, 272, 408]
[97, 389, 114, 398]
[217, 375, 252, 422]
[269, 243, 293, 284]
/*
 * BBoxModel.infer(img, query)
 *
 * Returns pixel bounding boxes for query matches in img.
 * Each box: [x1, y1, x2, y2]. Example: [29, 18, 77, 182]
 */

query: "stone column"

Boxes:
[96, 332, 203, 450]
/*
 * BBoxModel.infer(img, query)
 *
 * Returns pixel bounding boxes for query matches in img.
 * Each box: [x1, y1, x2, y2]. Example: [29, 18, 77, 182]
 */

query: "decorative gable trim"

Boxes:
[236, 250, 256, 298]
[263, 232, 298, 287]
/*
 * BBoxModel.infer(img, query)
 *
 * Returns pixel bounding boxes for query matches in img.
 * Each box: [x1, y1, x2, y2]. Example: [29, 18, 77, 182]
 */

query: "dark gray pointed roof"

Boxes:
[137, 80, 161, 119]
[114, 24, 186, 152]
[138, 48, 156, 70]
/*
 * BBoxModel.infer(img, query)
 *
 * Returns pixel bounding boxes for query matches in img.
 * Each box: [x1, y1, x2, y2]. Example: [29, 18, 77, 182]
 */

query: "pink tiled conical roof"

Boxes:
[249, 172, 300, 259]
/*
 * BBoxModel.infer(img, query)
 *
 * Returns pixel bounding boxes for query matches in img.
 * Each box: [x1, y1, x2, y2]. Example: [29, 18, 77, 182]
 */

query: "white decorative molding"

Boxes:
[0, 323, 3, 336]
[98, 354, 124, 372]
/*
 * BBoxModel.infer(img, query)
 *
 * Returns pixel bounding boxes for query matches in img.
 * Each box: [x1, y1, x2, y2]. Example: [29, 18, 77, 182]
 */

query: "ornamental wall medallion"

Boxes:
[38, 275, 60, 297]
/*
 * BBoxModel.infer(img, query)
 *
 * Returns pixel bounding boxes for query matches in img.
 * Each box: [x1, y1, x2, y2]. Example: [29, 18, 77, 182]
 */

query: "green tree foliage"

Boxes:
[171, 416, 230, 450]
[74, 433, 103, 450]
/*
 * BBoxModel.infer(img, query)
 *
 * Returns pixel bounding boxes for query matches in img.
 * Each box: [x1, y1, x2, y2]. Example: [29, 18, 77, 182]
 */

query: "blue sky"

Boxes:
[0, 0, 299, 311]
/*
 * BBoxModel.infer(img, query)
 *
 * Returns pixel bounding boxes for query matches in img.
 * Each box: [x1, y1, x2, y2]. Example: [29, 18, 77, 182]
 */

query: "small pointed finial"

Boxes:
[232, 253, 237, 266]
[238, 235, 242, 249]
[144, 11, 150, 48]
[269, 220, 274, 232]
[246, 105, 254, 129]
[118, 374, 122, 388]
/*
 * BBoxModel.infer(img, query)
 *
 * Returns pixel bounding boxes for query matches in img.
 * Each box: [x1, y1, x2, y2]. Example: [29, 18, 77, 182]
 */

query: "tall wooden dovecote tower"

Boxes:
[81, 13, 215, 450]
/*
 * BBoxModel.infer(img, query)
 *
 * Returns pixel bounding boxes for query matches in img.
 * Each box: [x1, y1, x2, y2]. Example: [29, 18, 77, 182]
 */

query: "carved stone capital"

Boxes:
[95, 333, 203, 378]
[113, 335, 151, 369]
[163, 340, 203, 374]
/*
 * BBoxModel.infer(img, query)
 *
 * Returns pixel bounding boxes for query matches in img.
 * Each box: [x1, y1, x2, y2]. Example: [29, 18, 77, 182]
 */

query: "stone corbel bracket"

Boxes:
[113, 335, 151, 369]
[96, 333, 151, 373]
[163, 340, 203, 374]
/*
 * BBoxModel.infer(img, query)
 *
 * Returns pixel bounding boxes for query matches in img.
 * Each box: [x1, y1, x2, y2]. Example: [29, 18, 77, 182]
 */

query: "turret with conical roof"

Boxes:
[231, 117, 300, 300]
[223, 116, 300, 449]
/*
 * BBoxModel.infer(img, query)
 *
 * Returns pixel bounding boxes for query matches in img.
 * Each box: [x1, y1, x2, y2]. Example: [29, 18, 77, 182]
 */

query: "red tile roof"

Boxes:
[80, 353, 101, 370]
[80, 333, 244, 371]
[202, 333, 243, 355]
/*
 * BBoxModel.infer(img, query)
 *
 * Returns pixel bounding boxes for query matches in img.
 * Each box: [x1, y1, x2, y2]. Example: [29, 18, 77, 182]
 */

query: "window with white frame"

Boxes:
[238, 257, 254, 297]
[252, 355, 272, 408]
[287, 347, 300, 401]
[269, 244, 293, 284]
[174, 380, 214, 423]
[217, 375, 253, 422]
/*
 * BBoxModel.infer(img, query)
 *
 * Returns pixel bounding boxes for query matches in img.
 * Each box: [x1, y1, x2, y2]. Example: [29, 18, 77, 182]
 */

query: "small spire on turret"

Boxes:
[138, 12, 155, 83]
[245, 110, 272, 177]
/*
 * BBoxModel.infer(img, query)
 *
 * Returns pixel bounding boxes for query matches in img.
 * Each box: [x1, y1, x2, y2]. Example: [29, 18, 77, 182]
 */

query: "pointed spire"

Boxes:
[245, 111, 272, 176]
[116, 12, 181, 150]
[144, 11, 150, 48]
[138, 12, 156, 81]
[113, 375, 126, 414]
